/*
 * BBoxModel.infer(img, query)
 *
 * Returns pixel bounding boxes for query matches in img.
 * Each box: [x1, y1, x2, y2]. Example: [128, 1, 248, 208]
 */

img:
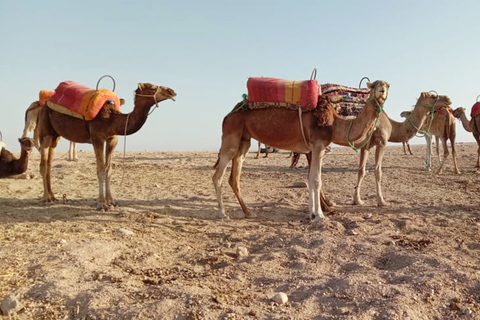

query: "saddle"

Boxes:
[46, 81, 121, 120]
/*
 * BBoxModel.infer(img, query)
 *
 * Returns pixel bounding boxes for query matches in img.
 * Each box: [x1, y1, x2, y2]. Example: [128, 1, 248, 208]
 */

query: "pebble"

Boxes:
[1, 295, 21, 316]
[115, 228, 134, 236]
[272, 292, 288, 304]
[292, 181, 308, 188]
[236, 246, 249, 258]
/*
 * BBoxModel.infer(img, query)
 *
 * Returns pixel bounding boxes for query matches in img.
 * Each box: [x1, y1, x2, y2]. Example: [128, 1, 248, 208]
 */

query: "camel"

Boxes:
[452, 106, 480, 168]
[213, 80, 390, 222]
[0, 138, 34, 178]
[352, 93, 452, 206]
[423, 106, 460, 174]
[255, 141, 268, 159]
[23, 98, 125, 161]
[36, 82, 176, 210]
[399, 111, 414, 155]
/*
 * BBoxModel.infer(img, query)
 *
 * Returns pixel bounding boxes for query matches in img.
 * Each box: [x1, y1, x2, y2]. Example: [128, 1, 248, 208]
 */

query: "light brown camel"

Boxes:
[0, 138, 34, 178]
[452, 106, 480, 168]
[353, 93, 452, 206]
[399, 111, 414, 155]
[23, 97, 125, 161]
[213, 80, 390, 222]
[422, 106, 460, 174]
[36, 83, 176, 210]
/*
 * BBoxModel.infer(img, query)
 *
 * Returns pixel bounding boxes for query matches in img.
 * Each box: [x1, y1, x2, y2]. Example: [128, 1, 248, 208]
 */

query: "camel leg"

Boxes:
[436, 138, 448, 174]
[68, 142, 78, 161]
[402, 142, 407, 155]
[407, 143, 413, 155]
[264, 145, 268, 158]
[39, 136, 59, 202]
[255, 141, 260, 159]
[23, 110, 40, 150]
[353, 148, 369, 205]
[374, 145, 388, 206]
[92, 141, 108, 211]
[228, 139, 254, 218]
[303, 152, 333, 212]
[105, 136, 118, 208]
[308, 148, 325, 222]
[425, 135, 432, 171]
[435, 136, 441, 166]
[450, 137, 461, 174]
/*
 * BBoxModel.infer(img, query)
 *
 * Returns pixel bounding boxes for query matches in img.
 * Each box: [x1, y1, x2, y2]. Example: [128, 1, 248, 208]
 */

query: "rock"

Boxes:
[292, 181, 308, 188]
[1, 295, 21, 316]
[272, 292, 288, 304]
[236, 246, 249, 258]
[115, 228, 134, 236]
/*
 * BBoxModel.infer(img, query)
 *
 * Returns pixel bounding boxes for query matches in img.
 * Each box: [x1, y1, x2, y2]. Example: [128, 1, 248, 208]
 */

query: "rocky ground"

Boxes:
[0, 143, 479, 319]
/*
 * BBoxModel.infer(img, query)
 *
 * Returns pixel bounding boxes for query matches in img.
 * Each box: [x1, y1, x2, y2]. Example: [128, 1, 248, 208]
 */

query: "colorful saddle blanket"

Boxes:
[247, 77, 319, 109]
[46, 81, 121, 120]
[321, 83, 370, 119]
[471, 102, 480, 118]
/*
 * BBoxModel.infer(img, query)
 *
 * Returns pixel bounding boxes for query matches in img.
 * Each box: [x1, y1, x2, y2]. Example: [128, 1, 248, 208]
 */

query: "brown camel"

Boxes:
[23, 97, 125, 161]
[353, 93, 452, 206]
[422, 106, 460, 174]
[452, 106, 480, 168]
[36, 83, 176, 210]
[213, 80, 390, 222]
[399, 111, 414, 155]
[0, 138, 34, 178]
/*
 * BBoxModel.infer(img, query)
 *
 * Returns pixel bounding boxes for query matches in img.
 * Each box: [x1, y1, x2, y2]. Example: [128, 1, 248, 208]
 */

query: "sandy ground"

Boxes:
[1, 143, 480, 319]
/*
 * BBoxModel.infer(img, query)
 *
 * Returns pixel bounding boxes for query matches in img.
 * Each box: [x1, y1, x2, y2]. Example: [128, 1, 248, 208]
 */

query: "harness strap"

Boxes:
[298, 107, 309, 149]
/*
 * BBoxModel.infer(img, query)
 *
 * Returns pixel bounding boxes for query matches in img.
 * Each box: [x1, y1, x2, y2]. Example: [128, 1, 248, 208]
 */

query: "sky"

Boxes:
[1, 0, 480, 152]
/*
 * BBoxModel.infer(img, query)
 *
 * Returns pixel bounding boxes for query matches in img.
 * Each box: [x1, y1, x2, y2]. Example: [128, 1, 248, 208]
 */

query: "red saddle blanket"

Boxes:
[247, 77, 319, 109]
[47, 81, 121, 120]
[471, 102, 480, 118]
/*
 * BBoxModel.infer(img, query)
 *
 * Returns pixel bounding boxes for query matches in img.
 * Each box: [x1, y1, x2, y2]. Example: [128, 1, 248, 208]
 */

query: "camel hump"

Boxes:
[314, 95, 335, 126]
[471, 102, 480, 118]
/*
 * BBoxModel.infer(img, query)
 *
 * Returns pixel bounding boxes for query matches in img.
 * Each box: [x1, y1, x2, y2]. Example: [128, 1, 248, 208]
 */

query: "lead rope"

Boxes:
[120, 87, 160, 185]
[298, 107, 310, 149]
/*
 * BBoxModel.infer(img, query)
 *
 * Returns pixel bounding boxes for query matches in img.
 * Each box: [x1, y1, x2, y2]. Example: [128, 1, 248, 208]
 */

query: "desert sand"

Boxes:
[1, 143, 479, 319]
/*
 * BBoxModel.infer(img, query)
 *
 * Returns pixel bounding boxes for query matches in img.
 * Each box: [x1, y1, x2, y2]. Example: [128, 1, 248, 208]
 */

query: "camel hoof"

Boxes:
[313, 215, 328, 222]
[378, 201, 389, 207]
[217, 212, 230, 219]
[353, 199, 365, 206]
[245, 212, 257, 219]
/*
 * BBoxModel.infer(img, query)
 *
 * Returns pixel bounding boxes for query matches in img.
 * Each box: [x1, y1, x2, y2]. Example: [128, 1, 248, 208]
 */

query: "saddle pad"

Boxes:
[471, 102, 480, 118]
[321, 83, 370, 119]
[47, 81, 121, 120]
[247, 77, 319, 109]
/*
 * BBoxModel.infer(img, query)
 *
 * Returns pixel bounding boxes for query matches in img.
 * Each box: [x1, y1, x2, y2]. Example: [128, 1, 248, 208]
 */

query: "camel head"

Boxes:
[367, 80, 390, 105]
[18, 137, 33, 154]
[416, 93, 452, 115]
[452, 107, 466, 118]
[136, 83, 177, 103]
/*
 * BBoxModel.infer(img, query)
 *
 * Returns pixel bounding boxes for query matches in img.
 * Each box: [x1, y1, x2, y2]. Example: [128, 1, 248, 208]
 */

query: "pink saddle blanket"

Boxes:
[47, 81, 121, 120]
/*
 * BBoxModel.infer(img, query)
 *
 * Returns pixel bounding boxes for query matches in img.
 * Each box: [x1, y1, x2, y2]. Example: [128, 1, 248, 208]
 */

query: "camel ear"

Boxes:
[367, 82, 373, 89]
[119, 98, 125, 106]
[137, 83, 145, 90]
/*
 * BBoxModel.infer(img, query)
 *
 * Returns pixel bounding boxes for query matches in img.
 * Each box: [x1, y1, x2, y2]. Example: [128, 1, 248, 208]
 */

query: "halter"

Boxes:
[346, 81, 387, 152]
[135, 86, 161, 115]
[409, 90, 439, 137]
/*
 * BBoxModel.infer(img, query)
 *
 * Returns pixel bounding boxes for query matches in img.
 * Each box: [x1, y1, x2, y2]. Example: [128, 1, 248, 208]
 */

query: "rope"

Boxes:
[120, 113, 131, 186]
[62, 193, 82, 206]
[298, 107, 309, 149]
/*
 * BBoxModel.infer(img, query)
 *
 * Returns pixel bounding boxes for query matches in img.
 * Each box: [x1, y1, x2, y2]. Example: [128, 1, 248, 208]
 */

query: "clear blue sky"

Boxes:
[1, 0, 479, 151]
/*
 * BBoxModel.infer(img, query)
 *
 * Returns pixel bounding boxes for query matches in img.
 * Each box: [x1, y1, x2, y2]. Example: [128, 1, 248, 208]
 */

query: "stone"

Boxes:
[1, 295, 21, 316]
[115, 228, 134, 236]
[292, 181, 308, 188]
[236, 246, 249, 258]
[272, 292, 288, 304]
